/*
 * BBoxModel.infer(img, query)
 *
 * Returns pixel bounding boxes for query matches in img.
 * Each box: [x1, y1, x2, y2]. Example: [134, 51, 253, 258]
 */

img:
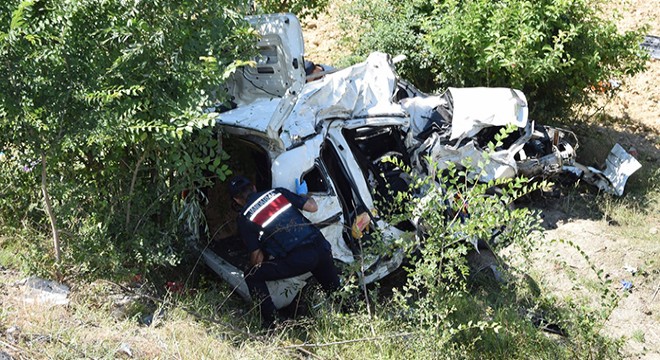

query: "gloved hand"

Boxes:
[295, 178, 308, 195]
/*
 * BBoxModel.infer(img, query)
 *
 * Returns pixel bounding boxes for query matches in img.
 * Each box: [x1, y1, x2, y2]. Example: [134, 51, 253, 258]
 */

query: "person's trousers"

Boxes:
[244, 239, 340, 322]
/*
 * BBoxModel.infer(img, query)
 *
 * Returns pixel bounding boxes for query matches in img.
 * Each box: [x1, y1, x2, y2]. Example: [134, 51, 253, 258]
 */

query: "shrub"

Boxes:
[339, 0, 648, 120]
[321, 128, 623, 357]
[0, 0, 256, 279]
[252, 0, 328, 19]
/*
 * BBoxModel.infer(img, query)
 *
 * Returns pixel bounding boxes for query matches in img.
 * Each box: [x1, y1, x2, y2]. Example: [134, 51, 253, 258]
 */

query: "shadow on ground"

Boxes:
[519, 115, 659, 230]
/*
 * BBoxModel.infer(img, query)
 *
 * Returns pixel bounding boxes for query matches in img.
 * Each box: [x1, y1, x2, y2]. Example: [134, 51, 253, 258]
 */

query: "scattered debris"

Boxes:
[621, 280, 633, 292]
[624, 265, 638, 275]
[652, 281, 660, 302]
[116, 343, 133, 358]
[165, 281, 184, 294]
[25, 334, 52, 345]
[141, 308, 166, 327]
[5, 326, 20, 344]
[569, 144, 642, 196]
[15, 276, 70, 306]
[641, 35, 660, 60]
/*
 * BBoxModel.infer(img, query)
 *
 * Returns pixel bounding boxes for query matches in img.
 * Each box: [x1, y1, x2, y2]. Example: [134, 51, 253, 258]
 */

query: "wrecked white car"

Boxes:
[196, 13, 641, 309]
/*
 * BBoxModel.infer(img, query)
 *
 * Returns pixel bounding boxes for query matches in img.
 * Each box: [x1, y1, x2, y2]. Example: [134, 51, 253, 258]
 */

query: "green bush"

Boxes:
[379, 128, 547, 326]
[253, 0, 328, 19]
[0, 0, 256, 279]
[316, 128, 623, 357]
[340, 0, 648, 120]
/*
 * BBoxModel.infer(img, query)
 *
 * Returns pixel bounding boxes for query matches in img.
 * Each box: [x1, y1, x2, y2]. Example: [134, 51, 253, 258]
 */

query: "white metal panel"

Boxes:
[449, 87, 528, 140]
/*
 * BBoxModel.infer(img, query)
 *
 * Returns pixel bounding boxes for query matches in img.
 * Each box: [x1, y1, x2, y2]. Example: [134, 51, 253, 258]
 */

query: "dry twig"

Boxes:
[651, 280, 660, 302]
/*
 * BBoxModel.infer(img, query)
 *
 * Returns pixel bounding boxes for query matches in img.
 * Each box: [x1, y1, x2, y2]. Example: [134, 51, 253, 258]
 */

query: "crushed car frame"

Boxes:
[195, 13, 641, 309]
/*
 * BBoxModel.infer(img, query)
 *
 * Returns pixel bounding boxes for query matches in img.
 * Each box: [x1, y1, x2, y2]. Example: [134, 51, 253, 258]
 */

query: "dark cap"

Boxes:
[228, 175, 252, 197]
[304, 60, 315, 75]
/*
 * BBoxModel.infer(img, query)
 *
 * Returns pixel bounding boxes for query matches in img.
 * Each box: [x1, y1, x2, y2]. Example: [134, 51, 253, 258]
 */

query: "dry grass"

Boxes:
[0, 271, 290, 359]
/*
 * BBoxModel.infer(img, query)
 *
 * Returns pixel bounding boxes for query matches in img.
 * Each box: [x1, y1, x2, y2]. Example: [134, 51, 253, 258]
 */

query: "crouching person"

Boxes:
[228, 175, 340, 329]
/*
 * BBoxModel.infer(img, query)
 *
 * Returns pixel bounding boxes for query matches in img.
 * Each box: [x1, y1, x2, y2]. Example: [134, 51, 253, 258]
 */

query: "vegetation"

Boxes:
[338, 0, 648, 119]
[0, 149, 629, 358]
[253, 0, 329, 19]
[0, 0, 255, 278]
[0, 0, 657, 359]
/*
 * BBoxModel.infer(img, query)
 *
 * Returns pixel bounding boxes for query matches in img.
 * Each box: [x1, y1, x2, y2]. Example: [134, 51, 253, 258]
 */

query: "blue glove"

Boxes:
[295, 178, 308, 195]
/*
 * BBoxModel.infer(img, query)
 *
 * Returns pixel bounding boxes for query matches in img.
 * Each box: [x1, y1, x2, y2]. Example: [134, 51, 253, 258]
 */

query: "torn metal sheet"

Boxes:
[216, 98, 282, 135]
[565, 144, 641, 196]
[583, 144, 643, 196]
[228, 14, 306, 105]
[641, 35, 660, 60]
[601, 144, 642, 196]
[280, 52, 406, 147]
[448, 87, 528, 140]
[419, 134, 518, 181]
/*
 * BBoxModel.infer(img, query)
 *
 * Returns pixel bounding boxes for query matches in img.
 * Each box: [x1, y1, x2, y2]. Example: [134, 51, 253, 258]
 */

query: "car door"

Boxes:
[270, 133, 353, 263]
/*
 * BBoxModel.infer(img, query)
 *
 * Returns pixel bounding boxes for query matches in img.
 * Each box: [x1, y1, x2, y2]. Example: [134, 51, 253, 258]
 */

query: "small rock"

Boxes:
[624, 265, 638, 275]
[20, 277, 70, 306]
[650, 227, 658, 235]
[5, 326, 20, 344]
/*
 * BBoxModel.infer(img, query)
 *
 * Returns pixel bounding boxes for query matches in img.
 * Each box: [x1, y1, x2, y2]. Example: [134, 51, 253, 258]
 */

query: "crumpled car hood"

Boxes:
[278, 52, 406, 145]
[218, 52, 529, 151]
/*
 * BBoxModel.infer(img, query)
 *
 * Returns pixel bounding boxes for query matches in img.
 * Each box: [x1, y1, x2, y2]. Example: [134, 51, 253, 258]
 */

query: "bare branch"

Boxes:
[41, 152, 61, 263]
[125, 149, 148, 230]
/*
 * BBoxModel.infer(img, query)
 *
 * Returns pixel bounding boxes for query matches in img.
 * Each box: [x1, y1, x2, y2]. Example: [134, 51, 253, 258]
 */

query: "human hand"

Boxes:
[250, 249, 264, 266]
[295, 178, 308, 195]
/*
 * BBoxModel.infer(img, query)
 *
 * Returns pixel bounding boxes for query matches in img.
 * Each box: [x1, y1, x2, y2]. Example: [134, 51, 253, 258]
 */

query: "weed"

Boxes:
[631, 329, 645, 343]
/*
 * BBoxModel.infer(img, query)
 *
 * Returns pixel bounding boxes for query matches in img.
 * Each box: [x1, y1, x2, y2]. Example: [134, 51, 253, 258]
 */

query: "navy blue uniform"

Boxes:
[237, 188, 340, 322]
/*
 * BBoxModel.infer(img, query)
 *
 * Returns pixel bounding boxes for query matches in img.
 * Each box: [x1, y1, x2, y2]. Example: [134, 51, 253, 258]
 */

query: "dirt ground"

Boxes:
[303, 1, 660, 358]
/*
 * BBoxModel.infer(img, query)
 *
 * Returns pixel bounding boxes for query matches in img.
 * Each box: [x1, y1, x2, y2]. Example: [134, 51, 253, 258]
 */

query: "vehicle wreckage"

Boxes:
[195, 14, 642, 309]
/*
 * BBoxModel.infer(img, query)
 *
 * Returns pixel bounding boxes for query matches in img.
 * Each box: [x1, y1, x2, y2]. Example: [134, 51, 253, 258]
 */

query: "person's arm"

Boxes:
[237, 217, 263, 265]
[302, 196, 318, 213]
[279, 187, 318, 213]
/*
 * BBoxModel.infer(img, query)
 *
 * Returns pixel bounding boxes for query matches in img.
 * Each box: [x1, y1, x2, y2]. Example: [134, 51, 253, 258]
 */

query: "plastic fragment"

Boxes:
[621, 280, 633, 291]
[623, 265, 637, 275]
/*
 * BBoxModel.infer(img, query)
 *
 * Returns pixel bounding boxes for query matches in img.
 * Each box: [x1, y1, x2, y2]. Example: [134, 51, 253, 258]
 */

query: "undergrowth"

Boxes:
[0, 128, 634, 359]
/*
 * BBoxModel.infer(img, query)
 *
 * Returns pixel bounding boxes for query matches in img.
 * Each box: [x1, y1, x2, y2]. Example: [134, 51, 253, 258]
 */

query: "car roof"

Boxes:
[216, 52, 409, 149]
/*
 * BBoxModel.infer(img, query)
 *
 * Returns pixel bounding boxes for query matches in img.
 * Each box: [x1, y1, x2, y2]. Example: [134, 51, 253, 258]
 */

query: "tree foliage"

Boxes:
[0, 0, 256, 277]
[340, 0, 648, 120]
[253, 0, 328, 19]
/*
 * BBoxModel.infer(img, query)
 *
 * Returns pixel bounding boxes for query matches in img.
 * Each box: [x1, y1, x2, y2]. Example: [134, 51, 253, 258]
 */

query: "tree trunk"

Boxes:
[41, 152, 61, 262]
[126, 149, 147, 231]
